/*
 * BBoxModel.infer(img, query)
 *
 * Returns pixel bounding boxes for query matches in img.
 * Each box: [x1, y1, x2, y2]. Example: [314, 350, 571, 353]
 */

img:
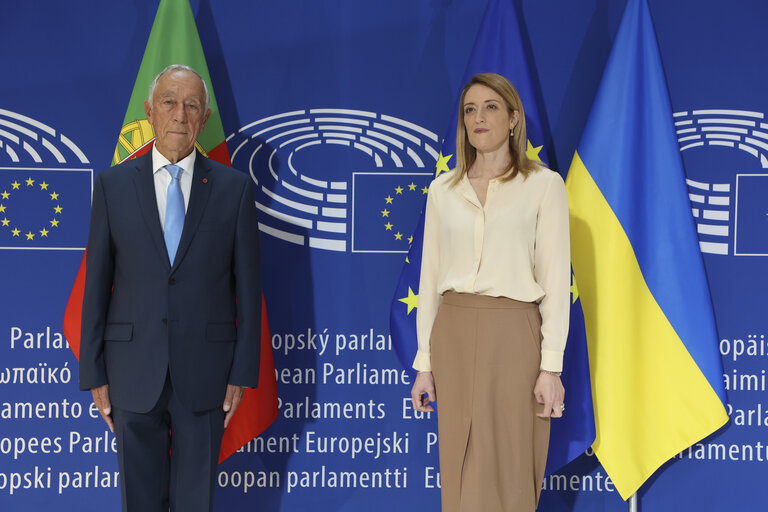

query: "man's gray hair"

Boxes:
[147, 64, 210, 112]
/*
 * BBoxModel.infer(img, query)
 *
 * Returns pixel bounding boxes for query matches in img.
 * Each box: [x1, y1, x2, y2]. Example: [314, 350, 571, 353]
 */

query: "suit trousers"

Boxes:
[112, 373, 225, 512]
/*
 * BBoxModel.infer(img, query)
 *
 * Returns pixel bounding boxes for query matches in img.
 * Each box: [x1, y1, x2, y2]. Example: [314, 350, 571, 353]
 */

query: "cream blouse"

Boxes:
[412, 166, 570, 373]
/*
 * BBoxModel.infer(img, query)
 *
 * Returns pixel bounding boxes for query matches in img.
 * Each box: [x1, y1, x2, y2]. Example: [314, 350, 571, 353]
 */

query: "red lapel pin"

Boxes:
[202, 178, 208, 184]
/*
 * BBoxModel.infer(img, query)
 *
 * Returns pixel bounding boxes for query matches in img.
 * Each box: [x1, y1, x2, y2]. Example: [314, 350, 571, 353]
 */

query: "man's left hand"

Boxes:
[223, 384, 245, 428]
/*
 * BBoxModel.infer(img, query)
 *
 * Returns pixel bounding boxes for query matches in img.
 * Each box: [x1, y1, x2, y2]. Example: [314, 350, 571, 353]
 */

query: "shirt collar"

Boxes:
[151, 145, 197, 177]
[461, 167, 520, 186]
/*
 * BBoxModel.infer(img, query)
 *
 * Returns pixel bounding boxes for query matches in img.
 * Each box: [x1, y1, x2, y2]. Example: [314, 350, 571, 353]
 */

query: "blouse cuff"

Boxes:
[412, 350, 432, 372]
[540, 348, 564, 373]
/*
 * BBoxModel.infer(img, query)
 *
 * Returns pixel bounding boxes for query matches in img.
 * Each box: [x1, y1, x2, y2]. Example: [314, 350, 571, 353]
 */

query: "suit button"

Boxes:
[168, 278, 176, 285]
[162, 318, 168, 325]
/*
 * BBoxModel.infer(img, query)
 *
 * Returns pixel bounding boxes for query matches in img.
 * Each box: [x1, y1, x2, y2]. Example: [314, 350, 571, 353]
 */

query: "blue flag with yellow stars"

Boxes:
[734, 174, 768, 255]
[352, 172, 432, 253]
[0, 170, 90, 249]
[389, 0, 595, 476]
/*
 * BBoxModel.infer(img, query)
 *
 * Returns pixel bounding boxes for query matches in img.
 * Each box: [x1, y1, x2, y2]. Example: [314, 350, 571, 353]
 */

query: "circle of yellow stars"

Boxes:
[381, 181, 428, 245]
[0, 177, 62, 241]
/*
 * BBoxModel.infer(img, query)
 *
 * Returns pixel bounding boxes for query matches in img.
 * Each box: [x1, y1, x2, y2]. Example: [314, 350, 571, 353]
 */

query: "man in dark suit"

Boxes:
[79, 64, 261, 512]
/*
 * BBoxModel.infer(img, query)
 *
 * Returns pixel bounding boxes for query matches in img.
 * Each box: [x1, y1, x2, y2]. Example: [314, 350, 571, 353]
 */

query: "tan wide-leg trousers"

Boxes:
[431, 292, 550, 512]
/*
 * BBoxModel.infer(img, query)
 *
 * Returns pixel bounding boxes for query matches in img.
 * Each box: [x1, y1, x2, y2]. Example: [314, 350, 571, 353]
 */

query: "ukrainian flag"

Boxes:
[566, 0, 728, 499]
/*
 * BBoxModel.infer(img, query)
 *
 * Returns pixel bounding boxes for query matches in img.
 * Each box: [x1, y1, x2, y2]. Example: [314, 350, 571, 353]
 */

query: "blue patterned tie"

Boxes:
[164, 164, 185, 263]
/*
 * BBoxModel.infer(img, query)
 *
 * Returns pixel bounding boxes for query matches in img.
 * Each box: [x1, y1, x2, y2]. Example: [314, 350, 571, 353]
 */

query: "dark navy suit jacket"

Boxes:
[79, 151, 261, 414]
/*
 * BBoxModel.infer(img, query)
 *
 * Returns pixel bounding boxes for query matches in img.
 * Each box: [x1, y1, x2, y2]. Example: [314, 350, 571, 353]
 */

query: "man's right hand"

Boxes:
[91, 384, 114, 432]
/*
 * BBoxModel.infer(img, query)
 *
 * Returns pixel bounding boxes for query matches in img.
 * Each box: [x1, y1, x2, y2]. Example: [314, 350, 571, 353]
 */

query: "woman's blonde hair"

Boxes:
[451, 73, 539, 186]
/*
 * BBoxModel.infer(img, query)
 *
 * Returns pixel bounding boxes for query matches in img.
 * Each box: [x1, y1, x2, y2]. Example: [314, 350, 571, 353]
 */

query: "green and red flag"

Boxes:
[62, 0, 278, 463]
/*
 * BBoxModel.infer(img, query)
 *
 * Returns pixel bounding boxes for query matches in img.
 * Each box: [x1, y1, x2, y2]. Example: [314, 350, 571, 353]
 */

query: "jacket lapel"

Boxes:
[171, 152, 211, 271]
[132, 153, 171, 270]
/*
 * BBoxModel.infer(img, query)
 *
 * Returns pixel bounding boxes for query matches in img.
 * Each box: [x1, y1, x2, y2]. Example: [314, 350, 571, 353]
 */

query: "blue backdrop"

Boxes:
[1, 1, 766, 510]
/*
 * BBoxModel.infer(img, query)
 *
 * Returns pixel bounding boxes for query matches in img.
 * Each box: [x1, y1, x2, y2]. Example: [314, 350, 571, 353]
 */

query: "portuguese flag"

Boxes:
[62, 0, 278, 463]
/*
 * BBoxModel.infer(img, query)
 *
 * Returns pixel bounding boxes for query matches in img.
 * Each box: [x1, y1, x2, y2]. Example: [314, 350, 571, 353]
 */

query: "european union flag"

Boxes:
[352, 172, 432, 253]
[389, 0, 595, 476]
[735, 173, 768, 255]
[0, 168, 91, 249]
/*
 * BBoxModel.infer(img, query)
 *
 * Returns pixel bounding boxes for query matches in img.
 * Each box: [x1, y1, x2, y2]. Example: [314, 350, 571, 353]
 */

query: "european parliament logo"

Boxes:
[675, 108, 768, 256]
[0, 109, 92, 250]
[227, 109, 438, 253]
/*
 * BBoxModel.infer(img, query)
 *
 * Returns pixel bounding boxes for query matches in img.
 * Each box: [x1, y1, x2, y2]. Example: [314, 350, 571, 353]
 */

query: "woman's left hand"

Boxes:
[534, 371, 565, 418]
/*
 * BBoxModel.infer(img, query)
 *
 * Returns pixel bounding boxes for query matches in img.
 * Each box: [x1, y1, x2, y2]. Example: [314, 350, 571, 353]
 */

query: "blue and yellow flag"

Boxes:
[390, 0, 595, 476]
[566, 0, 728, 499]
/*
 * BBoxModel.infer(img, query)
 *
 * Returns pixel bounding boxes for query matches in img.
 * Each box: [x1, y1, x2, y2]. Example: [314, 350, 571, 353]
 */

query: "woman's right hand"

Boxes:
[411, 371, 436, 412]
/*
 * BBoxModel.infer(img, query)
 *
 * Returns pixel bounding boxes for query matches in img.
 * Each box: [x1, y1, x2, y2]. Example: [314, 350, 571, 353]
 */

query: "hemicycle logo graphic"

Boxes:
[675, 109, 768, 256]
[228, 109, 439, 253]
[0, 109, 92, 250]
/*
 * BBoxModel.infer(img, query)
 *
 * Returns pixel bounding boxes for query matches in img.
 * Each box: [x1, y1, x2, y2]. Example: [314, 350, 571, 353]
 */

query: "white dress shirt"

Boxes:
[413, 167, 571, 373]
[152, 146, 196, 232]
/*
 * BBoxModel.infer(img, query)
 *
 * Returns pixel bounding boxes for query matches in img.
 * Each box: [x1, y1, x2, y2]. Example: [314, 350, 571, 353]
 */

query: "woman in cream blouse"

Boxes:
[410, 73, 569, 512]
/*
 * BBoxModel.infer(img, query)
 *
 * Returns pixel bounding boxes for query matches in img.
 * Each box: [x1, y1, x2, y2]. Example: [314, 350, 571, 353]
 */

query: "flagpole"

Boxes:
[628, 492, 638, 512]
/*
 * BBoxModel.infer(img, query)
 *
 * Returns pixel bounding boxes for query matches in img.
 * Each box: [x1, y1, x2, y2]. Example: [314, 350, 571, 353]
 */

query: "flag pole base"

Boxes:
[629, 492, 638, 512]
